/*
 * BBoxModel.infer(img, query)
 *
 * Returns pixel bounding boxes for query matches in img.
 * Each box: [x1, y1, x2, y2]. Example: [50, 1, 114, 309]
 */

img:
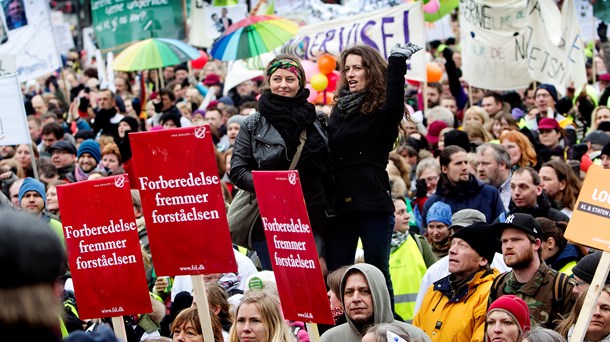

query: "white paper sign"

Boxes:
[0, 74, 31, 145]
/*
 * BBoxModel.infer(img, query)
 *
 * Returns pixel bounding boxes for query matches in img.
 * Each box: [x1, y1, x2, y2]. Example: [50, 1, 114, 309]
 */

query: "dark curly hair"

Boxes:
[334, 45, 387, 114]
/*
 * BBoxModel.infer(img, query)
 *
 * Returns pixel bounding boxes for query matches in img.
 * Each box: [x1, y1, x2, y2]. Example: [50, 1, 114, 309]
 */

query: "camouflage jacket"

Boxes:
[488, 261, 577, 329]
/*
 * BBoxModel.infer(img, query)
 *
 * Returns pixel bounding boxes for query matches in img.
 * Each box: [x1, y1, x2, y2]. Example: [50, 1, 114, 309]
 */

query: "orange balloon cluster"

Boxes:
[306, 54, 339, 104]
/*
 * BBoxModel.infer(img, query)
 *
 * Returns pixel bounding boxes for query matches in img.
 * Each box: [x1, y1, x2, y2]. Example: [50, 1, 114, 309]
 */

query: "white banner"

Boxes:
[0, 0, 60, 82]
[0, 74, 31, 145]
[526, 0, 587, 95]
[460, 0, 586, 95]
[189, 1, 247, 48]
[459, 0, 529, 91]
[281, 3, 426, 82]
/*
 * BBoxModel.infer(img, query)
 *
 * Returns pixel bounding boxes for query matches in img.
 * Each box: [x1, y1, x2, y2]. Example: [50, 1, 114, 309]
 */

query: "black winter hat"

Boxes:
[572, 251, 610, 285]
[451, 222, 498, 263]
[602, 142, 610, 157]
[119, 115, 140, 133]
[0, 209, 65, 288]
[444, 130, 470, 151]
[160, 112, 181, 128]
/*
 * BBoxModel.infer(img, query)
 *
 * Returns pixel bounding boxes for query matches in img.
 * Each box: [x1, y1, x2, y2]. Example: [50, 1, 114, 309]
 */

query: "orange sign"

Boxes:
[565, 166, 610, 251]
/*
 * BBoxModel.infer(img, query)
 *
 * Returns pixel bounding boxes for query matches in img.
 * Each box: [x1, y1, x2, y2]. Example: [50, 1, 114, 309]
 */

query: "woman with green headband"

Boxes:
[325, 43, 422, 305]
[230, 54, 333, 271]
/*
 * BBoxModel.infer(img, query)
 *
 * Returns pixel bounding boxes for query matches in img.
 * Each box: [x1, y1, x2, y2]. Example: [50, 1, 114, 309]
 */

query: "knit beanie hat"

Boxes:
[160, 112, 182, 128]
[573, 251, 610, 285]
[18, 177, 47, 204]
[119, 115, 139, 133]
[245, 271, 279, 298]
[488, 295, 531, 334]
[227, 115, 246, 127]
[0, 209, 65, 288]
[444, 129, 470, 151]
[77, 139, 101, 163]
[426, 201, 452, 226]
[535, 84, 559, 104]
[451, 222, 497, 263]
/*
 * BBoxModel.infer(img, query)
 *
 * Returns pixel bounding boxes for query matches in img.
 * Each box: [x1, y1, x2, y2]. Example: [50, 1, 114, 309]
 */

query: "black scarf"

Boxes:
[258, 89, 316, 157]
[337, 88, 366, 119]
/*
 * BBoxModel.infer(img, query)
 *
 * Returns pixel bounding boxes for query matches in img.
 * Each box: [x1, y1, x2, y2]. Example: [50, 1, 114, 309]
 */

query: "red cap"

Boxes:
[600, 73, 610, 82]
[488, 295, 530, 334]
[203, 74, 221, 86]
[426, 121, 449, 145]
[538, 117, 560, 130]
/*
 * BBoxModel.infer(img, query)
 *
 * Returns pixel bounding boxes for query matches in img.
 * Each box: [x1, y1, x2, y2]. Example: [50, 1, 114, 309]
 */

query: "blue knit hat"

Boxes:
[535, 84, 559, 104]
[77, 139, 101, 163]
[427, 201, 452, 226]
[18, 177, 46, 204]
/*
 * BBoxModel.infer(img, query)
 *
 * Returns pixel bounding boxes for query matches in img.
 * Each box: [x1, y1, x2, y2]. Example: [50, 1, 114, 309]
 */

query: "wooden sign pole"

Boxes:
[306, 322, 321, 342]
[570, 251, 610, 342]
[111, 316, 127, 341]
[191, 275, 215, 342]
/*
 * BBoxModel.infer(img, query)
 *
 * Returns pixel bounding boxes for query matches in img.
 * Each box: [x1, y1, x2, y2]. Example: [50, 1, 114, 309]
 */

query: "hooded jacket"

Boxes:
[422, 175, 505, 227]
[413, 268, 499, 342]
[507, 191, 570, 223]
[320, 264, 430, 342]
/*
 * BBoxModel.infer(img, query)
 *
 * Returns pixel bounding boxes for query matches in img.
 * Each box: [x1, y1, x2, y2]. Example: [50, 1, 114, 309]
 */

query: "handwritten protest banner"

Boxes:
[281, 3, 426, 82]
[460, 0, 586, 94]
[526, 0, 587, 95]
[0, 0, 60, 82]
[57, 175, 152, 320]
[91, 0, 186, 52]
[129, 126, 237, 276]
[253, 170, 334, 325]
[459, 0, 530, 91]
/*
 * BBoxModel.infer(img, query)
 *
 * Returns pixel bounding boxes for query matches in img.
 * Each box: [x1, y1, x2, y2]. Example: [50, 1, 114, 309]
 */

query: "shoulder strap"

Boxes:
[289, 129, 307, 170]
[552, 272, 570, 313]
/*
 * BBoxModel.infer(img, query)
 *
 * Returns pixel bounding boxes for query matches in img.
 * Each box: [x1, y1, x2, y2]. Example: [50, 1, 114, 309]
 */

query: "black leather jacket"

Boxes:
[229, 112, 332, 207]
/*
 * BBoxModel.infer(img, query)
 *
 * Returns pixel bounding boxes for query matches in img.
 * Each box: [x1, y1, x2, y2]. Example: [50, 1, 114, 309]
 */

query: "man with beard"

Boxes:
[422, 145, 505, 228]
[507, 167, 569, 223]
[476, 143, 512, 211]
[72, 139, 102, 182]
[489, 213, 577, 329]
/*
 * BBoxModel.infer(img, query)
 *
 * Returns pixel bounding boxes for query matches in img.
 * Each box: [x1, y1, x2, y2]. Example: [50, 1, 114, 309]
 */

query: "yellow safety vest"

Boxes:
[559, 260, 577, 276]
[389, 235, 427, 322]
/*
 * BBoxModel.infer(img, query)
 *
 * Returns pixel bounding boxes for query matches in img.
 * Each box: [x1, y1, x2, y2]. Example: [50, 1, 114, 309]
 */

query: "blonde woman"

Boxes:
[229, 291, 295, 342]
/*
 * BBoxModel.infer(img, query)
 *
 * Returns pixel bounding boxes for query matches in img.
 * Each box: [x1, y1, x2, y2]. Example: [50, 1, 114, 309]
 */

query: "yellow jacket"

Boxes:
[413, 268, 499, 342]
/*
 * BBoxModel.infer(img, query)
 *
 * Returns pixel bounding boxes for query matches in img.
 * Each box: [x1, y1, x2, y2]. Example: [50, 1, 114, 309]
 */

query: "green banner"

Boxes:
[594, 0, 610, 22]
[424, 0, 459, 22]
[91, 0, 186, 52]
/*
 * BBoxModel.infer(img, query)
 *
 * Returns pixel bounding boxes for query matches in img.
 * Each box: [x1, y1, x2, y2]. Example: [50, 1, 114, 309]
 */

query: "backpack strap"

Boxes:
[552, 272, 570, 315]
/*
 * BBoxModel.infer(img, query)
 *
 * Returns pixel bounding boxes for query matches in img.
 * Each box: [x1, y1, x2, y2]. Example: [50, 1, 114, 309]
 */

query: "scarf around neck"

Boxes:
[390, 231, 409, 253]
[337, 88, 366, 119]
[258, 89, 316, 157]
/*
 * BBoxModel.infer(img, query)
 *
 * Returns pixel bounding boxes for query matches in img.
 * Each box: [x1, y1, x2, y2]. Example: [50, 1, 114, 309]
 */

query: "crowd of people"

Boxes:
[6, 10, 610, 342]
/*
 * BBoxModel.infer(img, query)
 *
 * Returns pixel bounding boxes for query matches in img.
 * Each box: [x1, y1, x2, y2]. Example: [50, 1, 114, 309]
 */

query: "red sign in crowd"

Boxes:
[129, 125, 237, 276]
[253, 170, 334, 325]
[57, 175, 152, 319]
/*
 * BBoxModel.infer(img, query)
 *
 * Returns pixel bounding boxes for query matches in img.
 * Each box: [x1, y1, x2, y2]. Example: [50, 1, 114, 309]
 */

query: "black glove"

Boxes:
[415, 178, 428, 198]
[599, 22, 608, 43]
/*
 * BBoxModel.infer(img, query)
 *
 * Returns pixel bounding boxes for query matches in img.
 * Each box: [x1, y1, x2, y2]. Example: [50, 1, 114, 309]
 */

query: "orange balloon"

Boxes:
[317, 54, 337, 75]
[315, 92, 334, 105]
[426, 63, 443, 82]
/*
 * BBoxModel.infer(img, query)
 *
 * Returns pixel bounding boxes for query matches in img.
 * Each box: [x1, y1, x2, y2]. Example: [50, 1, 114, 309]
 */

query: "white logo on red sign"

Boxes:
[194, 126, 207, 139]
[114, 175, 126, 188]
[288, 171, 297, 185]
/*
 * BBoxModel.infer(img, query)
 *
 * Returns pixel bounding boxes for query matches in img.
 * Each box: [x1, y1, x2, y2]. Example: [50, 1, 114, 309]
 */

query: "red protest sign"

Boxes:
[57, 175, 152, 320]
[252, 170, 334, 325]
[129, 126, 236, 276]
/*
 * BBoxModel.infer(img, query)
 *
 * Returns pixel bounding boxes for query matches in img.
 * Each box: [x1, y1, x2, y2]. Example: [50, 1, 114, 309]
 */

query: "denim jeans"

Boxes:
[326, 213, 395, 309]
